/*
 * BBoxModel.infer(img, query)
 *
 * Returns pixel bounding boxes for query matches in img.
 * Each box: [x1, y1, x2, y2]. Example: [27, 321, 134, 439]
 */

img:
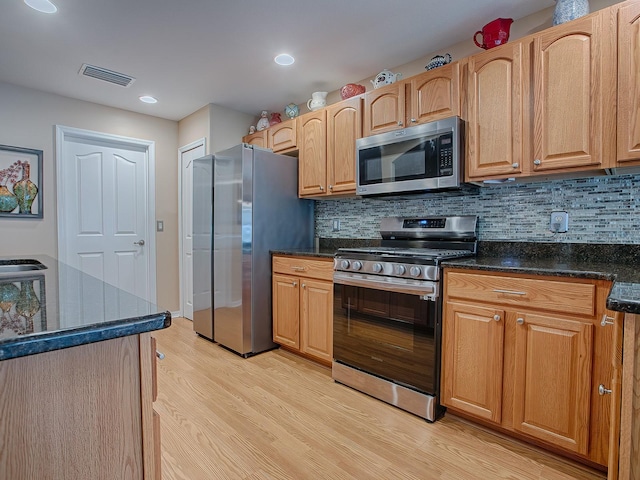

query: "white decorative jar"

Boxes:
[553, 0, 589, 25]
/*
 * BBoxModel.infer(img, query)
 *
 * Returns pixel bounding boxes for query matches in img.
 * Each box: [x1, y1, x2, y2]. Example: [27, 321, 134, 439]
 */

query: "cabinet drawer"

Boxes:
[272, 256, 333, 281]
[445, 271, 596, 317]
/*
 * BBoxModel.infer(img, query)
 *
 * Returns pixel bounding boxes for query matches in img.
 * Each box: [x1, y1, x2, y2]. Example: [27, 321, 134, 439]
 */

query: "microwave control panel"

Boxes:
[438, 132, 454, 176]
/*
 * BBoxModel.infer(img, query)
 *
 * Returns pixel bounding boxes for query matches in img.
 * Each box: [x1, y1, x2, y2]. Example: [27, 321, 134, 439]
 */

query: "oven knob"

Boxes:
[409, 266, 422, 277]
[372, 263, 383, 273]
[352, 261, 363, 271]
[340, 260, 350, 270]
[394, 265, 406, 275]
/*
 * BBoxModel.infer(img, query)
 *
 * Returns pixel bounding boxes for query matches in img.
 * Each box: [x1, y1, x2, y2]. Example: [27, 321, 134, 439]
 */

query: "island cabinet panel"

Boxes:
[442, 301, 505, 424]
[531, 10, 616, 173]
[0, 335, 146, 479]
[272, 255, 333, 365]
[442, 268, 615, 468]
[298, 110, 327, 196]
[617, 1, 640, 164]
[465, 42, 526, 180]
[512, 312, 593, 455]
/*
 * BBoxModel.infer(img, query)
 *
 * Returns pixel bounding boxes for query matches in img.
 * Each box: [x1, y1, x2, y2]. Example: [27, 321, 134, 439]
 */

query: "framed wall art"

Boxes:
[0, 144, 43, 219]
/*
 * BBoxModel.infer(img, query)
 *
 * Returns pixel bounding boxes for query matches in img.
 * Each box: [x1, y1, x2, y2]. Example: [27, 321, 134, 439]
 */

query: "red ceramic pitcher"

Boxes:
[473, 18, 513, 50]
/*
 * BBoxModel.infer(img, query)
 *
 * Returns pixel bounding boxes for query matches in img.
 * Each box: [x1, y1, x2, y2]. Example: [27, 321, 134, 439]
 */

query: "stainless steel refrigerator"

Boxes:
[192, 144, 314, 356]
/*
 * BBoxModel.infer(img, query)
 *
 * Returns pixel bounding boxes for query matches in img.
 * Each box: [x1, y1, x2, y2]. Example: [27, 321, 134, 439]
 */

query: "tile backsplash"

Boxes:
[315, 173, 640, 244]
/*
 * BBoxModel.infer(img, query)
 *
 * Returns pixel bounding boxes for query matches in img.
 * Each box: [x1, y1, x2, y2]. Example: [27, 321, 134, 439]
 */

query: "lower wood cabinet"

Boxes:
[442, 268, 619, 468]
[272, 255, 333, 365]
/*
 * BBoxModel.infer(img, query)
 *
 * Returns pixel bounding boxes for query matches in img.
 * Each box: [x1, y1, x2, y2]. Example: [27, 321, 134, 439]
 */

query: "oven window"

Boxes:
[333, 283, 440, 395]
[359, 137, 439, 185]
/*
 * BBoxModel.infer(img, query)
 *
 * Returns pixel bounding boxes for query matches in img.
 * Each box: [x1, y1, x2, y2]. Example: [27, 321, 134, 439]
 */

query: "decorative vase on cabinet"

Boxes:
[553, 0, 589, 25]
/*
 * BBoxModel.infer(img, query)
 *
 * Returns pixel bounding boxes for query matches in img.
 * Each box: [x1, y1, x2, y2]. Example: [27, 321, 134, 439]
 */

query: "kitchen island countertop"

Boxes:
[0, 255, 171, 361]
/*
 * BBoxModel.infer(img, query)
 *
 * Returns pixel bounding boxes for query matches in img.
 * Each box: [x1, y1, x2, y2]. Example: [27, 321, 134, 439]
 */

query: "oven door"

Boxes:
[333, 272, 441, 396]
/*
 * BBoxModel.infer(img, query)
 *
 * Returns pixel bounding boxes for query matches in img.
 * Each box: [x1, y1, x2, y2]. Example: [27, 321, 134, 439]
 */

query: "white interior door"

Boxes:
[56, 126, 156, 303]
[179, 139, 205, 320]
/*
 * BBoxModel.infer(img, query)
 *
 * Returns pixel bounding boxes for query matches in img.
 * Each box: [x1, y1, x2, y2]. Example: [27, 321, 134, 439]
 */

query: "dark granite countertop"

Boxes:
[0, 255, 171, 361]
[273, 240, 640, 315]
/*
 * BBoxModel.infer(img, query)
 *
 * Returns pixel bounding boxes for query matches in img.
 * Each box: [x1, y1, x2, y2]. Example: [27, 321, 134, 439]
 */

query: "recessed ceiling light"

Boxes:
[274, 53, 295, 66]
[139, 95, 158, 104]
[24, 0, 58, 13]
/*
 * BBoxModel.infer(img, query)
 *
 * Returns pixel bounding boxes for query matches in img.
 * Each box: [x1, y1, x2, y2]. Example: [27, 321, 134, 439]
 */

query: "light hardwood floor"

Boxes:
[154, 318, 606, 480]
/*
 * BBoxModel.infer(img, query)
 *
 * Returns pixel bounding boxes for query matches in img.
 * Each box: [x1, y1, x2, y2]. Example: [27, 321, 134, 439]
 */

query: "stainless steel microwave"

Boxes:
[356, 116, 463, 196]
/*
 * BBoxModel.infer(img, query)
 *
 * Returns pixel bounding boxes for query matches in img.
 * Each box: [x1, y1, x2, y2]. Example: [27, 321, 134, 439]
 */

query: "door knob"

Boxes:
[133, 239, 145, 246]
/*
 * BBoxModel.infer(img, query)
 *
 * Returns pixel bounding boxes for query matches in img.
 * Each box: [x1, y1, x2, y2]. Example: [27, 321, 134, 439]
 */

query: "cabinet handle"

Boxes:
[516, 317, 524, 325]
[493, 314, 501, 322]
[600, 313, 615, 327]
[398, 120, 403, 126]
[302, 283, 306, 289]
[329, 185, 333, 191]
[292, 281, 298, 287]
[410, 118, 417, 123]
[156, 350, 165, 360]
[512, 162, 519, 168]
[534, 159, 542, 166]
[598, 384, 612, 395]
[493, 289, 526, 296]
[319, 185, 324, 191]
[291, 266, 306, 272]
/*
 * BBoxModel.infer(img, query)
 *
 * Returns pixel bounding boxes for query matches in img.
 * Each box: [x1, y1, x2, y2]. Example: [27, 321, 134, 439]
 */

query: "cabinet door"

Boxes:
[512, 312, 593, 455]
[268, 119, 297, 153]
[326, 97, 361, 195]
[243, 130, 267, 148]
[272, 273, 300, 349]
[466, 42, 526, 180]
[300, 278, 333, 363]
[363, 82, 405, 136]
[618, 1, 640, 164]
[298, 110, 327, 196]
[442, 302, 505, 424]
[409, 62, 460, 125]
[532, 11, 615, 172]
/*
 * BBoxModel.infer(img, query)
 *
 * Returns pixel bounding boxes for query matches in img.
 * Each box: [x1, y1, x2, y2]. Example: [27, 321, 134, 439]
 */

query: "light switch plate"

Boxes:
[156, 220, 164, 232]
[550, 211, 568, 233]
[332, 219, 340, 232]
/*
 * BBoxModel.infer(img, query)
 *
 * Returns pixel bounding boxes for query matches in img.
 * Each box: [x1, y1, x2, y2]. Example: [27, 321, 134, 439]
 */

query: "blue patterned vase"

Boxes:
[553, 0, 589, 26]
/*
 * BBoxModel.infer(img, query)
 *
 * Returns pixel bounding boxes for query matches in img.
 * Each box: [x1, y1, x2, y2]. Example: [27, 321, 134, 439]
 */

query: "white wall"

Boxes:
[0, 81, 180, 311]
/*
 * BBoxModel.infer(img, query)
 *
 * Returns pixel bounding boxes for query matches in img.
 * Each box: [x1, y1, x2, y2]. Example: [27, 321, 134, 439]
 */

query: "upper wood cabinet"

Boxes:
[267, 118, 297, 153]
[298, 97, 361, 198]
[242, 130, 266, 148]
[531, 10, 616, 173]
[617, 1, 640, 165]
[409, 62, 460, 125]
[364, 63, 461, 137]
[363, 82, 405, 136]
[298, 109, 327, 196]
[326, 96, 361, 195]
[465, 42, 527, 180]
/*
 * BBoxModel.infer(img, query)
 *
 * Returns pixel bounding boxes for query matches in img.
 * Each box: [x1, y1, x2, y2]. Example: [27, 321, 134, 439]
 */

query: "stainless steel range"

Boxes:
[332, 215, 477, 422]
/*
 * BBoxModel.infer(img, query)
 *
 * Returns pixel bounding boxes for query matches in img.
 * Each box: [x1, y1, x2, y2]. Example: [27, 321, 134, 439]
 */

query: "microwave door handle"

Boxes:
[334, 272, 437, 299]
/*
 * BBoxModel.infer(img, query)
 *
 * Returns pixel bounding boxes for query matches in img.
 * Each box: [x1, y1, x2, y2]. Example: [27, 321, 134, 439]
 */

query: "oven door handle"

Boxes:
[334, 272, 438, 300]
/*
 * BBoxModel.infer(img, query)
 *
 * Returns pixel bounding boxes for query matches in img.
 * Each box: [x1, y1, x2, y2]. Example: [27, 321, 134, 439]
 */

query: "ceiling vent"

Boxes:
[79, 64, 136, 87]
